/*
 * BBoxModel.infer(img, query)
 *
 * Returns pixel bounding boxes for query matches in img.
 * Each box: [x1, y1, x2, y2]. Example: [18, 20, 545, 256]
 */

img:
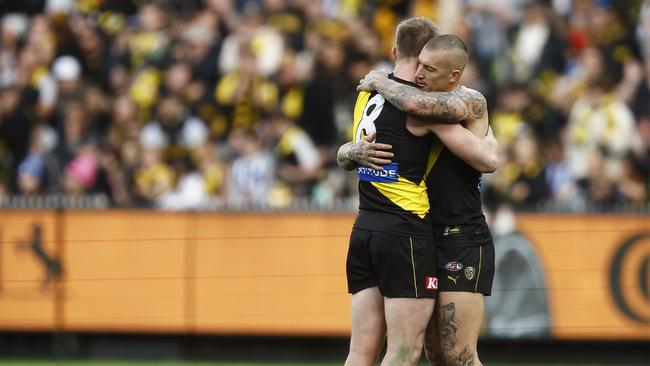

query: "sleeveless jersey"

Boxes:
[352, 75, 432, 238]
[426, 137, 491, 245]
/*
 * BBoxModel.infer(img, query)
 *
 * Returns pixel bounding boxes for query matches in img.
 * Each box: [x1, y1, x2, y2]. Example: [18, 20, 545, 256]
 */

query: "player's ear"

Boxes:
[449, 69, 461, 84]
[391, 47, 397, 63]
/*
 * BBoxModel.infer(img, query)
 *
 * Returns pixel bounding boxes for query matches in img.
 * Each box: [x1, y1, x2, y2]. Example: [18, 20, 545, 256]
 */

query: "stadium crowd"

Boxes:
[0, 0, 649, 210]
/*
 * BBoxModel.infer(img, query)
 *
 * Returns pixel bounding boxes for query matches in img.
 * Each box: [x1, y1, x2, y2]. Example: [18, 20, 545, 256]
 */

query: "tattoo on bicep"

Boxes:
[440, 302, 475, 366]
[459, 89, 486, 119]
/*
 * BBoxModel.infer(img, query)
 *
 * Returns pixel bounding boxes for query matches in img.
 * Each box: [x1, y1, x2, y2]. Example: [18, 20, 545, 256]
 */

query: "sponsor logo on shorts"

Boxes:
[445, 262, 464, 271]
[357, 163, 398, 183]
[425, 276, 438, 290]
[447, 275, 459, 285]
[442, 226, 462, 236]
[465, 266, 475, 280]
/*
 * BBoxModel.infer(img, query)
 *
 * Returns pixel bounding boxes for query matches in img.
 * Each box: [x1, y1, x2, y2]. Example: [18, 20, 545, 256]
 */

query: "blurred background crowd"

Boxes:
[0, 0, 649, 211]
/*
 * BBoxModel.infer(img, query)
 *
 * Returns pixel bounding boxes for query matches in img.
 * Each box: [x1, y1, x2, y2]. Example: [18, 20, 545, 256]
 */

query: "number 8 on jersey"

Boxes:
[354, 93, 385, 143]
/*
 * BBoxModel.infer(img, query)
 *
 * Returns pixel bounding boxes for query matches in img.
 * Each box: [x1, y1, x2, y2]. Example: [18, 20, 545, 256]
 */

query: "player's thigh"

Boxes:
[350, 287, 386, 347]
[384, 297, 434, 342]
[437, 291, 484, 352]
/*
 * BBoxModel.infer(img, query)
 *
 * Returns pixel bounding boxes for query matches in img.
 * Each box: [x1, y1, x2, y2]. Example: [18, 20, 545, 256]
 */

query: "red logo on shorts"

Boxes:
[425, 276, 438, 290]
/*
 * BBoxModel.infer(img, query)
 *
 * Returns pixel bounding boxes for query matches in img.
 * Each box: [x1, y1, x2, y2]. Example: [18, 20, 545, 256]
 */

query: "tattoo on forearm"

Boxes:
[336, 143, 356, 170]
[440, 302, 475, 366]
[347, 141, 367, 163]
[376, 79, 468, 122]
[375, 79, 487, 122]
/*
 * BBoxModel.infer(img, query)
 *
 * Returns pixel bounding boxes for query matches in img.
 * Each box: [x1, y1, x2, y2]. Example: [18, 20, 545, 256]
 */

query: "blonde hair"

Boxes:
[394, 17, 440, 59]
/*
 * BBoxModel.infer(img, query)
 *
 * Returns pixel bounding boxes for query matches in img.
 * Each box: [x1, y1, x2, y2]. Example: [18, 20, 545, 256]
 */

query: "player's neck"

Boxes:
[441, 83, 461, 93]
[392, 58, 418, 82]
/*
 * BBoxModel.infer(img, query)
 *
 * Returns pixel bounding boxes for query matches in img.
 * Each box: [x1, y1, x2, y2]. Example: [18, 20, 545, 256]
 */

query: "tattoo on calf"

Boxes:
[440, 302, 475, 366]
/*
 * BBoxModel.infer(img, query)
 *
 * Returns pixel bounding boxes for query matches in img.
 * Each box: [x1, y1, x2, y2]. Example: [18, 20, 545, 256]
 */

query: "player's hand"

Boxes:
[351, 132, 394, 171]
[357, 70, 389, 92]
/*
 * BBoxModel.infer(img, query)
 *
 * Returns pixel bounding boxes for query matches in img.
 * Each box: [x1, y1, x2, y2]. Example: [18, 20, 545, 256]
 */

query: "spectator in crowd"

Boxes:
[226, 127, 274, 207]
[265, 110, 321, 200]
[565, 76, 637, 186]
[215, 45, 278, 138]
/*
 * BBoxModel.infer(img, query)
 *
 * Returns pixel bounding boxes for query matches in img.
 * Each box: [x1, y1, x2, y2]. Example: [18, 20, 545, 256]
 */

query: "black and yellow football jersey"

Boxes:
[426, 140, 491, 244]
[352, 75, 433, 238]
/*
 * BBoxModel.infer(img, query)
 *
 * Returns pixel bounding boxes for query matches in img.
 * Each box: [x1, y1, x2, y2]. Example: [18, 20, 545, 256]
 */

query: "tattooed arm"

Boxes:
[431, 124, 498, 173]
[358, 71, 487, 123]
[336, 132, 394, 171]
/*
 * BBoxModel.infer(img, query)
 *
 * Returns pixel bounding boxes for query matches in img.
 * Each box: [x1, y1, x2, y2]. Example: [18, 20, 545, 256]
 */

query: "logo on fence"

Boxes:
[15, 224, 62, 290]
[609, 233, 650, 323]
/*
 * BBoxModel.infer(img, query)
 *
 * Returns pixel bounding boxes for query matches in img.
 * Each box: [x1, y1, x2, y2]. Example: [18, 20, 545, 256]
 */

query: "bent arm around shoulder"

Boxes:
[358, 72, 488, 126]
[431, 124, 498, 173]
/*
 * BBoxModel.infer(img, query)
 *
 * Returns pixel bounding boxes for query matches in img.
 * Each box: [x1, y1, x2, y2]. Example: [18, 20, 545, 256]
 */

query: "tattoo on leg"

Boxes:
[439, 302, 475, 366]
[387, 345, 411, 366]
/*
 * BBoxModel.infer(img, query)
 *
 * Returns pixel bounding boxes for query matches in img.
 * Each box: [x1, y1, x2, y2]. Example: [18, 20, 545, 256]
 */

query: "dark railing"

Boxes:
[1, 194, 650, 213]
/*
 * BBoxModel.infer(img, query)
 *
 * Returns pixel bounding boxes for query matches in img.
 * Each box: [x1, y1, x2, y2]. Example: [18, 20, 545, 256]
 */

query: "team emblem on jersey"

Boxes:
[425, 276, 438, 290]
[465, 266, 475, 280]
[445, 262, 464, 272]
[357, 163, 398, 183]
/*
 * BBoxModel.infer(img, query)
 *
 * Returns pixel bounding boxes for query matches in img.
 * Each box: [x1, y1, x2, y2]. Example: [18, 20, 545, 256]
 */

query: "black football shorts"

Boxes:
[346, 228, 438, 298]
[437, 239, 495, 295]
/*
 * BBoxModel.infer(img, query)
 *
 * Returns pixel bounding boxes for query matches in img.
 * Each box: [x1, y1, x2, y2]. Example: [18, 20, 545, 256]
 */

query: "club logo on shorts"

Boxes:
[465, 266, 475, 280]
[445, 262, 464, 272]
[425, 276, 438, 290]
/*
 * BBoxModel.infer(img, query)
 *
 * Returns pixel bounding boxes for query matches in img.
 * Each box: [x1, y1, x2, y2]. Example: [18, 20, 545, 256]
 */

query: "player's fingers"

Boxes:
[373, 151, 394, 159]
[363, 132, 377, 142]
[357, 83, 372, 91]
[371, 143, 392, 151]
[371, 158, 392, 165]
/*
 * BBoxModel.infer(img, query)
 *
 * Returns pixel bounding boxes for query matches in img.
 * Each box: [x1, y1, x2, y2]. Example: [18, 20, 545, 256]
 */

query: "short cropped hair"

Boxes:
[395, 17, 440, 59]
[423, 34, 469, 70]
